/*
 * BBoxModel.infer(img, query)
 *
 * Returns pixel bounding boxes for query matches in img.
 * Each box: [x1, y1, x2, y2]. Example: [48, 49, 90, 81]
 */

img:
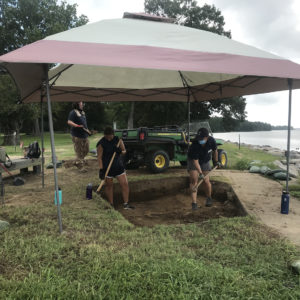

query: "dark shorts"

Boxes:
[187, 159, 211, 172]
[106, 165, 126, 178]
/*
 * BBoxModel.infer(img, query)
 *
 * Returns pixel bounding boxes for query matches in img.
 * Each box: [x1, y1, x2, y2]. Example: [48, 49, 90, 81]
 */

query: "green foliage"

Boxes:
[234, 158, 251, 170]
[144, 0, 231, 37]
[108, 102, 188, 129]
[0, 0, 88, 55]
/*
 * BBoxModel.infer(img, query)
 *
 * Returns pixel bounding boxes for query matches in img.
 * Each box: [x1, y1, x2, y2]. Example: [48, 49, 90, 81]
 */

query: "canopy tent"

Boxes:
[1, 12, 300, 103]
[0, 12, 299, 232]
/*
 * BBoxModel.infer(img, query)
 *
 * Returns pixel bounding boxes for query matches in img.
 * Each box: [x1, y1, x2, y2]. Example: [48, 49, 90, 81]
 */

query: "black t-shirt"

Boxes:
[68, 109, 88, 139]
[188, 136, 217, 164]
[96, 136, 123, 169]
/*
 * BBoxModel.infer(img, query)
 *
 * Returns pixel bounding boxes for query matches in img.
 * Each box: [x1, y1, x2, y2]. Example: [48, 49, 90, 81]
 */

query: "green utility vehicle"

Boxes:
[115, 125, 228, 173]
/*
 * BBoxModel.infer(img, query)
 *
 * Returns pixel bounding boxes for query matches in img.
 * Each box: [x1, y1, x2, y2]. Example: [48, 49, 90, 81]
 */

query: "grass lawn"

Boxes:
[1, 133, 300, 298]
[220, 142, 281, 169]
[1, 132, 103, 162]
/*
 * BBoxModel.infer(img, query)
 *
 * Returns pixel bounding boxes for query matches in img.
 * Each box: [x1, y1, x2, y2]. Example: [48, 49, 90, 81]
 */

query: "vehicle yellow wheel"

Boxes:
[221, 153, 226, 165]
[218, 149, 228, 168]
[154, 154, 165, 168]
[146, 150, 170, 173]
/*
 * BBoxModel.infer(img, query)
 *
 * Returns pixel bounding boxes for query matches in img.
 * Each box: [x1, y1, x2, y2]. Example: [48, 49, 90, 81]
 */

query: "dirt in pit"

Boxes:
[100, 177, 245, 227]
[116, 191, 241, 227]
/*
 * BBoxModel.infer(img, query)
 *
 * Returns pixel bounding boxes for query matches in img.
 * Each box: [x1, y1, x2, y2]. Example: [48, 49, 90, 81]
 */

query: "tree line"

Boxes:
[209, 117, 293, 132]
[1, 0, 248, 144]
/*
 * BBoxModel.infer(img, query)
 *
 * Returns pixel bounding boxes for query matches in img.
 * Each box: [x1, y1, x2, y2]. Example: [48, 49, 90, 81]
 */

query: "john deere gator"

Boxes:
[115, 125, 227, 173]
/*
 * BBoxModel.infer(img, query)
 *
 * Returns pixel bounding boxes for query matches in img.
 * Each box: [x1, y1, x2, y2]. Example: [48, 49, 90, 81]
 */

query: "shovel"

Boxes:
[96, 139, 121, 193]
[191, 165, 218, 192]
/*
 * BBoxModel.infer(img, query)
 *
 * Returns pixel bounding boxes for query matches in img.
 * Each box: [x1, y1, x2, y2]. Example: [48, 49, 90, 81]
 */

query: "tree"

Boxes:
[143, 0, 248, 128]
[144, 0, 231, 37]
[0, 0, 88, 144]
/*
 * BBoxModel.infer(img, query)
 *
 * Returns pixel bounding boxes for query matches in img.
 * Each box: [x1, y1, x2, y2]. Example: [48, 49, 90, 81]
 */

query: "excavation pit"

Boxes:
[100, 177, 246, 227]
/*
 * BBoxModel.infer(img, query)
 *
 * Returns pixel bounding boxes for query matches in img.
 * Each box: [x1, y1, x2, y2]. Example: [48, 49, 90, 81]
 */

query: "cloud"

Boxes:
[209, 0, 300, 61]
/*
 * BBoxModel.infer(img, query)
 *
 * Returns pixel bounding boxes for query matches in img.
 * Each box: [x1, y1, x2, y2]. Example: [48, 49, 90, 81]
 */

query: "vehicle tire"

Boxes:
[179, 161, 187, 166]
[146, 150, 170, 173]
[218, 149, 228, 168]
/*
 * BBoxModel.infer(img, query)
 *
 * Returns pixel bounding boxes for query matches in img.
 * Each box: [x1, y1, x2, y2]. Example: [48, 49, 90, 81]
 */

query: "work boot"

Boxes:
[205, 197, 213, 207]
[192, 202, 198, 210]
[123, 203, 135, 210]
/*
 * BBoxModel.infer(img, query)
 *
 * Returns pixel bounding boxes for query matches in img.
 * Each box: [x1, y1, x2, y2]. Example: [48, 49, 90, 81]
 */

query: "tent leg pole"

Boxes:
[187, 88, 191, 143]
[45, 65, 63, 233]
[40, 95, 45, 188]
[285, 79, 293, 193]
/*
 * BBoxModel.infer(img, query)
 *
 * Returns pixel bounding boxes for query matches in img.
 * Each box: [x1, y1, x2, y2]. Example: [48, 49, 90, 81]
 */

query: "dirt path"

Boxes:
[217, 170, 300, 247]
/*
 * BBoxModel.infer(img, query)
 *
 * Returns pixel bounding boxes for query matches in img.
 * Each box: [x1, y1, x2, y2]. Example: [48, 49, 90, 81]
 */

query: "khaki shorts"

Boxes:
[72, 136, 89, 159]
[187, 159, 211, 172]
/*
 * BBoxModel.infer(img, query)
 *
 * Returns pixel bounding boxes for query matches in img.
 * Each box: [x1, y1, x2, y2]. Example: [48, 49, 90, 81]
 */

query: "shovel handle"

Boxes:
[96, 139, 121, 193]
[192, 165, 218, 192]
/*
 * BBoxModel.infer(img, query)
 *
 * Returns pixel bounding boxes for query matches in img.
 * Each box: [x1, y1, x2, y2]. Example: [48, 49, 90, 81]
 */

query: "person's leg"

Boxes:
[202, 171, 212, 198]
[72, 136, 80, 160]
[82, 138, 89, 161]
[116, 173, 129, 204]
[189, 170, 199, 204]
[105, 177, 114, 205]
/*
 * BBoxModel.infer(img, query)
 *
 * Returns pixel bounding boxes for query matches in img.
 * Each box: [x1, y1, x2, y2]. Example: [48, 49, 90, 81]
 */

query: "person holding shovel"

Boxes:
[67, 101, 91, 166]
[187, 127, 221, 210]
[97, 127, 134, 209]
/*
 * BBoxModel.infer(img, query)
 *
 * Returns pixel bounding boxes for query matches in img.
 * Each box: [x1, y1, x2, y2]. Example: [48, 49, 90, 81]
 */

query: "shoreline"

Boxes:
[225, 141, 300, 176]
[226, 140, 300, 157]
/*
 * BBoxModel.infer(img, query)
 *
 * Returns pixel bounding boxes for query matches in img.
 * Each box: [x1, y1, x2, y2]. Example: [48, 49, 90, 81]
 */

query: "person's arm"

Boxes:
[97, 145, 103, 169]
[119, 139, 126, 155]
[67, 120, 83, 128]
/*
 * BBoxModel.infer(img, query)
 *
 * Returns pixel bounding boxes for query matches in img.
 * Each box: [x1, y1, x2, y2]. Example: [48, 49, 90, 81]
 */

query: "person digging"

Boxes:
[97, 127, 134, 210]
[187, 127, 221, 210]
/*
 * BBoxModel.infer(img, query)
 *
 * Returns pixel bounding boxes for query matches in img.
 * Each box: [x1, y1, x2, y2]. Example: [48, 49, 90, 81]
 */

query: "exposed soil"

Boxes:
[117, 191, 241, 227]
[99, 177, 245, 227]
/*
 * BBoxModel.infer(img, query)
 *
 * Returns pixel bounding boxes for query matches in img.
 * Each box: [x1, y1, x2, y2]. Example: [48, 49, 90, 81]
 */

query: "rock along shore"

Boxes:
[226, 141, 300, 176]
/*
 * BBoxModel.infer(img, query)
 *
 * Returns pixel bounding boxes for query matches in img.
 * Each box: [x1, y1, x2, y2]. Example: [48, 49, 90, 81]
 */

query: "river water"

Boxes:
[214, 129, 300, 151]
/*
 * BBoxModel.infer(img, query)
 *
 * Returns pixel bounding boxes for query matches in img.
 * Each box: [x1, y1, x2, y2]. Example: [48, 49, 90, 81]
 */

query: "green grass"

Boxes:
[1, 199, 300, 299]
[1, 132, 103, 163]
[220, 142, 281, 170]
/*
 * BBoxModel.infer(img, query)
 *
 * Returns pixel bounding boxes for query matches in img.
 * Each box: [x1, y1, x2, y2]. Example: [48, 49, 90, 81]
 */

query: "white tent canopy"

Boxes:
[1, 13, 300, 103]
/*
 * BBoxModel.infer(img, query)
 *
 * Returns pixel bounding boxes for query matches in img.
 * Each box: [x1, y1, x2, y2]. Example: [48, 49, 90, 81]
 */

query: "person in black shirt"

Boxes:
[97, 127, 134, 209]
[67, 101, 91, 163]
[187, 128, 220, 210]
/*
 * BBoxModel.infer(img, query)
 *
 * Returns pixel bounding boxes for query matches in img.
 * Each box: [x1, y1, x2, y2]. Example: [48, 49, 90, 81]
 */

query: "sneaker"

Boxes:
[205, 197, 213, 207]
[123, 203, 135, 210]
[192, 202, 198, 210]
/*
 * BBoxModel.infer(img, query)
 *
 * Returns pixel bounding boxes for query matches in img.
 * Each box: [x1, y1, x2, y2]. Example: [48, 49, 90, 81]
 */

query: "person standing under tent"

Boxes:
[67, 101, 91, 167]
[97, 126, 134, 209]
[187, 127, 221, 210]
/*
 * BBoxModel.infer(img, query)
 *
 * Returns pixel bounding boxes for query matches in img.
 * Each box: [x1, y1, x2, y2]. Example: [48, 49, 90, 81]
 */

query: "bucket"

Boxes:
[281, 191, 289, 214]
[0, 147, 6, 163]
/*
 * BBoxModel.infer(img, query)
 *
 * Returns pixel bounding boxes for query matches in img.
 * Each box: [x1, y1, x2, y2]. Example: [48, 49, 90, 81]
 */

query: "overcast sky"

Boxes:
[65, 0, 300, 128]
